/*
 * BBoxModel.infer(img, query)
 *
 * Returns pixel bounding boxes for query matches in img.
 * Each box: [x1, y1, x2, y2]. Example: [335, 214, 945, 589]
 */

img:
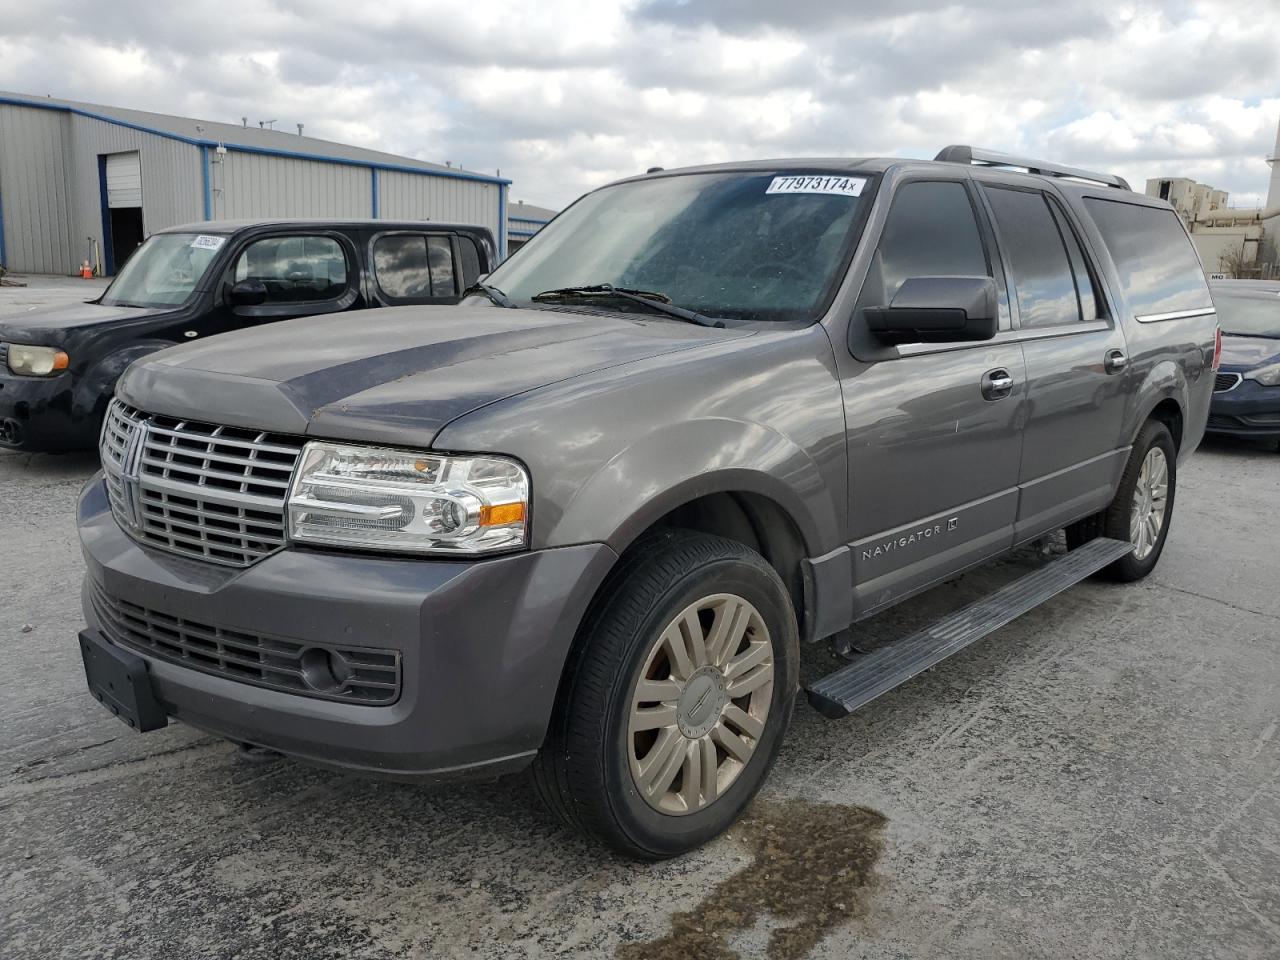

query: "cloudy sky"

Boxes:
[1, 0, 1277, 210]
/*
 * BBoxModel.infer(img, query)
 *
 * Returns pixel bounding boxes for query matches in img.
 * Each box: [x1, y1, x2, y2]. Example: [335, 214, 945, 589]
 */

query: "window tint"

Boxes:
[985, 188, 1080, 328]
[233, 235, 347, 304]
[458, 236, 483, 288]
[1084, 199, 1212, 318]
[372, 234, 458, 301]
[863, 181, 988, 311]
[1049, 202, 1102, 323]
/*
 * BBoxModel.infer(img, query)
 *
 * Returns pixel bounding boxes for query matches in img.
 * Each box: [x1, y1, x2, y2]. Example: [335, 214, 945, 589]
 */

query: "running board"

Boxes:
[805, 537, 1133, 719]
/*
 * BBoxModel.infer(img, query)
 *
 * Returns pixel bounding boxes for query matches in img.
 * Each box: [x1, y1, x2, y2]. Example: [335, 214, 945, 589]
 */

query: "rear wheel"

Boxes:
[532, 530, 798, 859]
[1067, 420, 1176, 581]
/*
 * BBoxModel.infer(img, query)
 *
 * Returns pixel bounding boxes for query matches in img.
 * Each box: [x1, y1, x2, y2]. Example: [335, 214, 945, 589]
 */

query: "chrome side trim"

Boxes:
[1134, 307, 1216, 323]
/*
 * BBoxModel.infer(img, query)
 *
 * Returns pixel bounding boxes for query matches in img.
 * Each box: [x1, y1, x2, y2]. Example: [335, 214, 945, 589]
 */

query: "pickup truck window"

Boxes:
[100, 233, 221, 308]
[1083, 198, 1213, 320]
[233, 235, 348, 305]
[485, 171, 871, 323]
[985, 187, 1085, 329]
[458, 236, 483, 289]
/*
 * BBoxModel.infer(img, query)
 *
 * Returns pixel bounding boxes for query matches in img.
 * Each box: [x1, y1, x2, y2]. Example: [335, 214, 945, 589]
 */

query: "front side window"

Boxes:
[485, 171, 873, 323]
[100, 233, 223, 308]
[861, 180, 990, 310]
[1084, 198, 1212, 319]
[985, 187, 1082, 329]
[233, 235, 348, 304]
[373, 235, 457, 302]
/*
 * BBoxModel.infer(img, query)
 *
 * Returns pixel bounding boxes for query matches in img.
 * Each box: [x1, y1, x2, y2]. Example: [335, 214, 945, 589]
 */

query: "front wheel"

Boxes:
[1068, 419, 1177, 581]
[531, 530, 799, 859]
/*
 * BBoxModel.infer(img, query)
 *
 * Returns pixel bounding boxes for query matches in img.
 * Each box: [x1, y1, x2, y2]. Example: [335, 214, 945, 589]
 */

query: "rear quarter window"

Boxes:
[1083, 199, 1212, 320]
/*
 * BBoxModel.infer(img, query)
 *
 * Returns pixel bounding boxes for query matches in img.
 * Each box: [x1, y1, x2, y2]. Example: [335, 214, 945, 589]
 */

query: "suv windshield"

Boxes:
[487, 171, 872, 323]
[100, 233, 225, 308]
[1214, 291, 1280, 338]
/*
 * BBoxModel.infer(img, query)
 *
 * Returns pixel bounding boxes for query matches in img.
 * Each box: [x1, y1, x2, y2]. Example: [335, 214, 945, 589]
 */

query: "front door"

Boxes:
[843, 177, 1027, 617]
[976, 181, 1132, 542]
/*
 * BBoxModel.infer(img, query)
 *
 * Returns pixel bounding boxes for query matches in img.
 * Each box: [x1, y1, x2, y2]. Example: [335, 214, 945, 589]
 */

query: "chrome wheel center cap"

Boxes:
[677, 666, 729, 739]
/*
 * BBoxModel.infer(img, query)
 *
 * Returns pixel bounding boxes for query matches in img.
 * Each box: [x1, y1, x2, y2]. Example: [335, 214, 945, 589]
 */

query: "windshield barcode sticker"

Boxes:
[190, 235, 226, 250]
[766, 175, 865, 197]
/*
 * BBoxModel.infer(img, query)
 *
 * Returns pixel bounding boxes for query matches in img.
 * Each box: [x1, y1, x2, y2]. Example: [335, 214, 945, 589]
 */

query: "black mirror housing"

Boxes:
[866, 276, 998, 345]
[228, 279, 268, 307]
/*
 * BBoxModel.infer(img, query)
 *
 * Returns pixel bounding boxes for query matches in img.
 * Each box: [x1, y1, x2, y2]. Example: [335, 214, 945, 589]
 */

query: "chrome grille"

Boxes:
[1213, 372, 1242, 393]
[100, 399, 304, 567]
[90, 580, 400, 704]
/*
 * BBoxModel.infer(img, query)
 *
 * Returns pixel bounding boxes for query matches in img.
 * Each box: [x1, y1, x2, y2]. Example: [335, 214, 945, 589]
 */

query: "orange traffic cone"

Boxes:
[80, 260, 93, 279]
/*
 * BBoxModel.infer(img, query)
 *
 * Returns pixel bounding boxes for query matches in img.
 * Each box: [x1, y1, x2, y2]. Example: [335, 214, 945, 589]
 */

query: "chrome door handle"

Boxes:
[1104, 349, 1128, 374]
[982, 368, 1014, 401]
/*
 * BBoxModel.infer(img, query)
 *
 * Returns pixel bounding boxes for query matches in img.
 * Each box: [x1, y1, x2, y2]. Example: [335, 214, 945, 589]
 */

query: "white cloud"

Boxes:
[0, 0, 1276, 208]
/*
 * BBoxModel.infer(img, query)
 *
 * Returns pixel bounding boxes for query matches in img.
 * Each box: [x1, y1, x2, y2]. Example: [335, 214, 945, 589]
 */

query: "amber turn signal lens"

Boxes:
[480, 502, 526, 527]
[53, 351, 70, 371]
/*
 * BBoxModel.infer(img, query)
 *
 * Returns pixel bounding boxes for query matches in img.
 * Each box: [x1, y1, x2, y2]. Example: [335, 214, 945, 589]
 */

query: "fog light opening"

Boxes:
[299, 647, 354, 693]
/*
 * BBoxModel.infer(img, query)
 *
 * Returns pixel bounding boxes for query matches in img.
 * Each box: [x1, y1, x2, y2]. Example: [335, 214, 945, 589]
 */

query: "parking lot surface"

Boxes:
[2, 283, 1278, 960]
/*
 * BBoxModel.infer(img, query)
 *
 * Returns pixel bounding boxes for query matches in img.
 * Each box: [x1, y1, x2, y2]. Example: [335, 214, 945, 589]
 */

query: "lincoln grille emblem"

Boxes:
[118, 421, 148, 532]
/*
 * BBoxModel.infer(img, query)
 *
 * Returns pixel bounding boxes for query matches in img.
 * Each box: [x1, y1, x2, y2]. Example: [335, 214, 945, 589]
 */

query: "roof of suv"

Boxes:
[156, 219, 491, 235]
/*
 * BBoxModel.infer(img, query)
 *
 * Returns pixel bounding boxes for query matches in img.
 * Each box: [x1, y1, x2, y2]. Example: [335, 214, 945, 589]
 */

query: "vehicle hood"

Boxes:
[118, 304, 749, 448]
[0, 301, 160, 344]
[1220, 334, 1280, 369]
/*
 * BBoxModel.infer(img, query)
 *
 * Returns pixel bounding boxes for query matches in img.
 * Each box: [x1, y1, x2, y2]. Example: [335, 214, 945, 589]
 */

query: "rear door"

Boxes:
[368, 231, 482, 307]
[976, 178, 1132, 542]
[843, 176, 1028, 617]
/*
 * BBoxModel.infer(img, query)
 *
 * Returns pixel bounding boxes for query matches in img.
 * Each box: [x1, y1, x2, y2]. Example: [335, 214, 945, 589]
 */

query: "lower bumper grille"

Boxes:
[89, 581, 401, 705]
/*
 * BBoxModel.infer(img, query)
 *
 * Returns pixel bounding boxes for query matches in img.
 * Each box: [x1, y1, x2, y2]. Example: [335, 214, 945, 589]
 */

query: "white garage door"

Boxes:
[105, 152, 142, 208]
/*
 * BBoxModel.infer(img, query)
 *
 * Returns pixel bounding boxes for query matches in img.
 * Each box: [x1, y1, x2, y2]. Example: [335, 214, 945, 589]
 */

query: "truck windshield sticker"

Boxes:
[190, 235, 226, 251]
[766, 175, 866, 198]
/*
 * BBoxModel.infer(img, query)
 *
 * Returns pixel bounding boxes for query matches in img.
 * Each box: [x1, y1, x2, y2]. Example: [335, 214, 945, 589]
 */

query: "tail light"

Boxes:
[1212, 326, 1222, 372]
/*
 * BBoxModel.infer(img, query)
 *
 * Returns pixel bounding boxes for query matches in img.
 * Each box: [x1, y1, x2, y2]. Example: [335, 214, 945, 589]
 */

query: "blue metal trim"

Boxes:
[0, 95, 512, 186]
[97, 154, 114, 275]
[371, 167, 379, 218]
[508, 229, 541, 238]
[0, 172, 7, 269]
[201, 146, 212, 220]
[498, 181, 508, 259]
[508, 217, 552, 227]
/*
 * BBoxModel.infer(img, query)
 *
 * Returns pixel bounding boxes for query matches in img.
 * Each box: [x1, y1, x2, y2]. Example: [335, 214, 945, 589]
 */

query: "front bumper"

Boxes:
[78, 474, 617, 781]
[1208, 374, 1280, 439]
[0, 371, 96, 451]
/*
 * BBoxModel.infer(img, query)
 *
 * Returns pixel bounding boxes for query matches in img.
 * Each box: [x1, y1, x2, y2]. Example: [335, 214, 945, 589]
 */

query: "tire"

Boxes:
[1067, 420, 1177, 582]
[531, 529, 799, 860]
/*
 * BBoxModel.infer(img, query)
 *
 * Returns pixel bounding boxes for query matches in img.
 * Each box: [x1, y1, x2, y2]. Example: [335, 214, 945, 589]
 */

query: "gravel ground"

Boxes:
[2, 280, 1278, 960]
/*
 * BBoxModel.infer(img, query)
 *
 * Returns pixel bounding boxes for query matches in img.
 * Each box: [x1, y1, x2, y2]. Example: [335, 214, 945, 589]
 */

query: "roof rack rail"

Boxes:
[934, 145, 1131, 191]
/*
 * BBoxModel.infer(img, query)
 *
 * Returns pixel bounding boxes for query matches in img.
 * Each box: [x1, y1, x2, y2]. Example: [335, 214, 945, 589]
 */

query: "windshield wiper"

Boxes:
[531, 284, 724, 328]
[464, 281, 516, 309]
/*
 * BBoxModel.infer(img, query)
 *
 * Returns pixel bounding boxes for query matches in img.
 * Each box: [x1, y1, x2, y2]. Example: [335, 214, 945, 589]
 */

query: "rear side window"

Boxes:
[1084, 199, 1212, 319]
[864, 180, 989, 307]
[984, 187, 1084, 328]
[372, 234, 457, 302]
[233, 235, 348, 304]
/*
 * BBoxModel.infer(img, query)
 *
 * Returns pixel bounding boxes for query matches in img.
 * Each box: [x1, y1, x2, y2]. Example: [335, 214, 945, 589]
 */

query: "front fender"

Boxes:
[73, 340, 178, 419]
[546, 417, 838, 555]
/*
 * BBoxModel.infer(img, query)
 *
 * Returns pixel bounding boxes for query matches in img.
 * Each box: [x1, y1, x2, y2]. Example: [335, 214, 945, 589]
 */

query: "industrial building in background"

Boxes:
[506, 200, 557, 253]
[0, 91, 511, 275]
[1147, 117, 1280, 279]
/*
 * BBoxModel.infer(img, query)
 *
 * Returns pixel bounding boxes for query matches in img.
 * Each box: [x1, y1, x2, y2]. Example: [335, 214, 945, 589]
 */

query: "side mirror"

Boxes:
[228, 279, 268, 307]
[865, 276, 998, 345]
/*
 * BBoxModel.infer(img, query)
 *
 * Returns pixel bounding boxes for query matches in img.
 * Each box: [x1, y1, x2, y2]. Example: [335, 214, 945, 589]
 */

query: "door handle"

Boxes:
[981, 368, 1014, 401]
[1104, 349, 1128, 374]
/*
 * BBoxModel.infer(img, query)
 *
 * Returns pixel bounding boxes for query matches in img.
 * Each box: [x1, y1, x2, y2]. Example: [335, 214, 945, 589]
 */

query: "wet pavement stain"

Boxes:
[617, 798, 888, 960]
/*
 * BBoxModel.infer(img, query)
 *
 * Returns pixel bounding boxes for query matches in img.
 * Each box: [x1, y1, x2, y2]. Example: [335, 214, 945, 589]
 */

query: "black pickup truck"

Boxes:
[0, 219, 494, 451]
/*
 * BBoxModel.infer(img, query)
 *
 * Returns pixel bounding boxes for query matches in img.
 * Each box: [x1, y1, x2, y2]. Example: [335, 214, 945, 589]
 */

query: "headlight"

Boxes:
[6, 344, 69, 376]
[1245, 362, 1280, 387]
[287, 441, 529, 555]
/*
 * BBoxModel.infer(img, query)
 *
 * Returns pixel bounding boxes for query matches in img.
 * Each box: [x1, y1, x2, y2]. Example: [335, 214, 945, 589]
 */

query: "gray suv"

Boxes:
[76, 147, 1219, 859]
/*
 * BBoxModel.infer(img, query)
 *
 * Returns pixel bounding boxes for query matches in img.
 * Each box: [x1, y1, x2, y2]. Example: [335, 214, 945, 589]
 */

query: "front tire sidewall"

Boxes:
[603, 559, 797, 858]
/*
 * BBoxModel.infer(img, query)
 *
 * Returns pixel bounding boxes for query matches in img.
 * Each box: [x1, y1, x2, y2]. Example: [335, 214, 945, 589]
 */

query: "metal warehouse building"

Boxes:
[0, 91, 511, 276]
[506, 199, 558, 253]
